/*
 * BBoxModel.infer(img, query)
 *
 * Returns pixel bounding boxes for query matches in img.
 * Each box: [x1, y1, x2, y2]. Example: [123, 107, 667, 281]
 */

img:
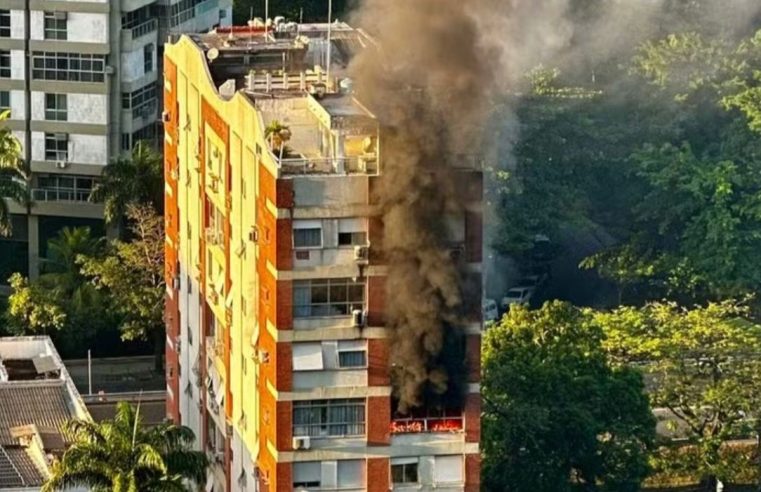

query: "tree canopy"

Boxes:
[482, 302, 655, 492]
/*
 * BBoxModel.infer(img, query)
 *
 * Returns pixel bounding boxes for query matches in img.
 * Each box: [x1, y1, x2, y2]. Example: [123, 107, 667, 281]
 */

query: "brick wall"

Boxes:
[367, 458, 390, 492]
[367, 396, 390, 445]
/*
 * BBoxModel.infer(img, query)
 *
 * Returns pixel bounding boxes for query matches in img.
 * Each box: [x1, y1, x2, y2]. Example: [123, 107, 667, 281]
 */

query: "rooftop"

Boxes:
[0, 337, 90, 490]
[179, 20, 380, 177]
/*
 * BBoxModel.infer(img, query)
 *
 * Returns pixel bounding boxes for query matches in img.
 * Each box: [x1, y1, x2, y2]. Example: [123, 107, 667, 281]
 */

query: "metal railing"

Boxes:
[278, 155, 378, 176]
[130, 18, 157, 39]
[31, 188, 91, 202]
[390, 415, 464, 434]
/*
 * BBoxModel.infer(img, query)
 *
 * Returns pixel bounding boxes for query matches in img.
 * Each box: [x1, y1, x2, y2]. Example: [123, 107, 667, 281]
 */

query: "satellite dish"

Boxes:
[207, 48, 219, 62]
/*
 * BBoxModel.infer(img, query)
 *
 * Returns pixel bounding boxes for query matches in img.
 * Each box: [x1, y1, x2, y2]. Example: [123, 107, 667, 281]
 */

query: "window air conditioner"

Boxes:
[352, 309, 365, 328]
[292, 436, 311, 450]
[56, 161, 68, 170]
[353, 245, 369, 262]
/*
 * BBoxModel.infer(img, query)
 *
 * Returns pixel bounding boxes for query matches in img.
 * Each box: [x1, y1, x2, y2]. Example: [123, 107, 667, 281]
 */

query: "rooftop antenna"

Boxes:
[326, 0, 333, 90]
[264, 0, 269, 42]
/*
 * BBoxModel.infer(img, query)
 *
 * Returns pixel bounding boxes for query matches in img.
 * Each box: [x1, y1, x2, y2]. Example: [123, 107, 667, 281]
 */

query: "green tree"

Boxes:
[0, 109, 30, 236]
[90, 141, 164, 225]
[595, 300, 761, 489]
[482, 301, 655, 492]
[5, 272, 66, 334]
[79, 203, 165, 371]
[42, 401, 208, 492]
[4, 227, 116, 357]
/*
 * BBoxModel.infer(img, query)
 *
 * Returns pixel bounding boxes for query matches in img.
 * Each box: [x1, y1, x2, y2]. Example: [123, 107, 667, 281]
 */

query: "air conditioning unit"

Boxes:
[53, 11, 67, 20]
[353, 245, 369, 262]
[161, 110, 171, 123]
[352, 309, 365, 328]
[214, 450, 225, 463]
[248, 226, 259, 243]
[292, 436, 311, 450]
[104, 65, 115, 75]
[56, 160, 68, 170]
[171, 275, 180, 290]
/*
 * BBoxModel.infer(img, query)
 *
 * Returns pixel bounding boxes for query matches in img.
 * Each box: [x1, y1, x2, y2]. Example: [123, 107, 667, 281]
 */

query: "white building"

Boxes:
[0, 336, 89, 491]
[0, 0, 232, 279]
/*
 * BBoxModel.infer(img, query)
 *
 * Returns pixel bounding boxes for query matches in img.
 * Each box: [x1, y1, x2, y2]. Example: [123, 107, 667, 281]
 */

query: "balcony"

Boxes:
[390, 409, 464, 435]
[130, 18, 158, 39]
[279, 155, 378, 176]
[31, 188, 90, 202]
[120, 19, 158, 51]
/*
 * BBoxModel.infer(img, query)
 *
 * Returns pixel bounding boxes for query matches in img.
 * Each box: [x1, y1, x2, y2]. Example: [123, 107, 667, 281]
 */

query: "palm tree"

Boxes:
[264, 119, 293, 159]
[42, 401, 208, 492]
[89, 140, 163, 225]
[0, 109, 30, 236]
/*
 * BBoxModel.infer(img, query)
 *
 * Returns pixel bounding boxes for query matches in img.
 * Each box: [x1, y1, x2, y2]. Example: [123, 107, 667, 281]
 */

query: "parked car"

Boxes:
[500, 286, 535, 311]
[482, 298, 499, 323]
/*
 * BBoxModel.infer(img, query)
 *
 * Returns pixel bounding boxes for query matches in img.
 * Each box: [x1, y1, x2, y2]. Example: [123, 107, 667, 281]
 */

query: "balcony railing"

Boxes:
[32, 188, 91, 203]
[130, 18, 157, 39]
[278, 155, 378, 176]
[390, 415, 464, 434]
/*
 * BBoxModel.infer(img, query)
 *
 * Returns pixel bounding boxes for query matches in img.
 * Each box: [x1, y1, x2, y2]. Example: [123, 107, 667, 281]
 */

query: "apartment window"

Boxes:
[43, 12, 67, 40]
[0, 10, 10, 37]
[391, 459, 419, 485]
[32, 52, 105, 82]
[168, 0, 200, 27]
[293, 461, 363, 489]
[338, 341, 367, 368]
[44, 93, 67, 121]
[293, 278, 365, 318]
[122, 84, 157, 118]
[36, 174, 92, 201]
[434, 455, 464, 484]
[0, 51, 9, 78]
[120, 133, 131, 151]
[292, 399, 365, 438]
[44, 133, 68, 161]
[143, 43, 154, 73]
[337, 218, 368, 246]
[293, 340, 367, 371]
[0, 91, 9, 113]
[293, 219, 322, 248]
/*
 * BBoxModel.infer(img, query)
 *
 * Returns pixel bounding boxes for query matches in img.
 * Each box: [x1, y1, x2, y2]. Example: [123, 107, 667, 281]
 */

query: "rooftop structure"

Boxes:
[0, 336, 90, 491]
[164, 20, 482, 492]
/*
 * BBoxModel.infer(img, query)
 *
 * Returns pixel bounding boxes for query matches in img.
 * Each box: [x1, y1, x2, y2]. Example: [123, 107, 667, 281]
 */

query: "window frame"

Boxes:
[0, 10, 10, 38]
[292, 399, 366, 438]
[0, 91, 9, 113]
[293, 219, 323, 249]
[44, 132, 68, 161]
[44, 93, 67, 121]
[143, 43, 154, 74]
[31, 52, 105, 83]
[43, 11, 67, 40]
[391, 460, 419, 485]
[337, 340, 367, 369]
[0, 50, 10, 78]
[293, 277, 366, 318]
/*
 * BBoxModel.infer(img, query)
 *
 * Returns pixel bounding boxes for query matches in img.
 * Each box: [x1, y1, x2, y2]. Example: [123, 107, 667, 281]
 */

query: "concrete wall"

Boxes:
[30, 92, 107, 125]
[9, 90, 25, 120]
[30, 131, 107, 165]
[121, 45, 154, 82]
[10, 49, 24, 80]
[10, 10, 25, 39]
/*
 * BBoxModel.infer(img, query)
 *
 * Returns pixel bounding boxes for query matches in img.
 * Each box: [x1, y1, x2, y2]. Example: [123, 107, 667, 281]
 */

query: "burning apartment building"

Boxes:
[163, 16, 482, 492]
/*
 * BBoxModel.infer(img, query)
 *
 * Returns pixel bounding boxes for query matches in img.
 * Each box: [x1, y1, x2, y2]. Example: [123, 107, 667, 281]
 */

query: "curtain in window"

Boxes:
[293, 283, 311, 317]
